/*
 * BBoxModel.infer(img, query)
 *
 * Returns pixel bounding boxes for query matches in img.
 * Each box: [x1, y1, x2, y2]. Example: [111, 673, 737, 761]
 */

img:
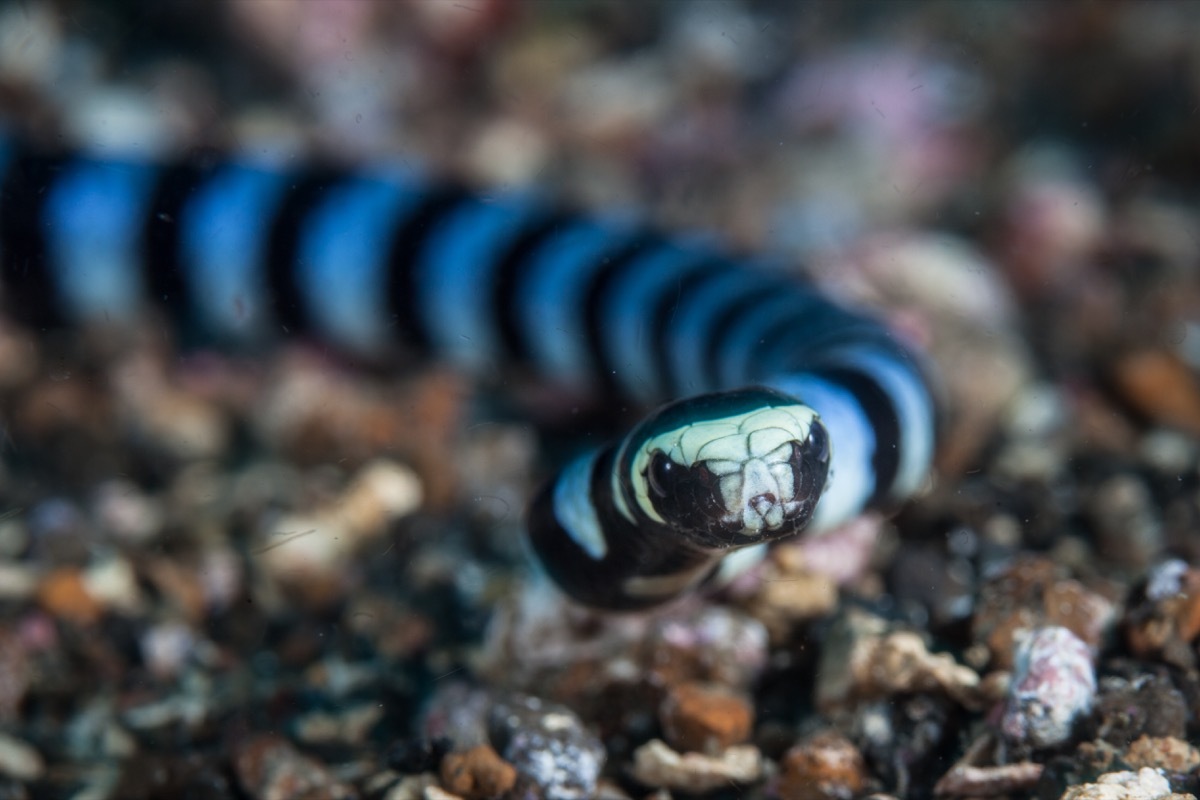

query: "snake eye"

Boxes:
[647, 452, 675, 498]
[807, 422, 829, 465]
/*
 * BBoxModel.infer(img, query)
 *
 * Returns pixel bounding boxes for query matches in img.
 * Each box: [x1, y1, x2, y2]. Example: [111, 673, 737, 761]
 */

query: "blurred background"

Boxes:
[2, 2, 1200, 799]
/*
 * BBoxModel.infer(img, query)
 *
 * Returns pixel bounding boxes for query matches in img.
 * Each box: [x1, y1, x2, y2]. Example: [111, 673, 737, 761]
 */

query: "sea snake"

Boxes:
[0, 141, 937, 610]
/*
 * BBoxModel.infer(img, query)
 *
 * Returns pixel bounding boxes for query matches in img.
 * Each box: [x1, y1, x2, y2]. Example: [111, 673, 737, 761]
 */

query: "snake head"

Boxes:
[623, 388, 830, 548]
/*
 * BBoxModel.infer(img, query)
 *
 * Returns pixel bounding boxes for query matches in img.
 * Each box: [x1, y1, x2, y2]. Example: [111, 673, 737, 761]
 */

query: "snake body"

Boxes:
[0, 142, 937, 609]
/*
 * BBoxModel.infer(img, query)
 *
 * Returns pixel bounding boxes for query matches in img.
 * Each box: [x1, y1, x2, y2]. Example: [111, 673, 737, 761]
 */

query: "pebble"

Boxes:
[381, 774, 438, 800]
[0, 565, 37, 602]
[1123, 736, 1200, 774]
[1090, 675, 1188, 744]
[934, 759, 1044, 798]
[92, 479, 163, 545]
[140, 621, 198, 679]
[630, 739, 762, 793]
[1111, 350, 1200, 440]
[255, 458, 422, 603]
[774, 731, 867, 800]
[816, 609, 981, 711]
[232, 735, 358, 800]
[1000, 626, 1096, 750]
[439, 745, 517, 800]
[0, 734, 42, 783]
[972, 557, 1115, 670]
[1123, 560, 1200, 669]
[81, 556, 144, 616]
[1058, 768, 1190, 800]
[36, 567, 102, 626]
[294, 705, 383, 747]
[487, 693, 605, 800]
[659, 681, 753, 755]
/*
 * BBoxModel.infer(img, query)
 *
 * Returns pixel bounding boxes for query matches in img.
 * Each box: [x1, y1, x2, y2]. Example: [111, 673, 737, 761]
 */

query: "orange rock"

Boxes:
[776, 731, 867, 800]
[1111, 350, 1200, 439]
[440, 745, 518, 800]
[1124, 735, 1200, 773]
[1123, 563, 1200, 669]
[36, 568, 102, 626]
[659, 681, 753, 756]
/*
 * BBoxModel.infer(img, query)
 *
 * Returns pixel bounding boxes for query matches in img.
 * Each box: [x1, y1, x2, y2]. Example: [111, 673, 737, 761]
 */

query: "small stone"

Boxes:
[36, 568, 102, 626]
[487, 693, 605, 800]
[337, 459, 424, 536]
[140, 621, 198, 680]
[1124, 736, 1200, 773]
[255, 459, 422, 603]
[232, 734, 358, 800]
[1123, 560, 1200, 669]
[0, 565, 37, 602]
[294, 705, 384, 747]
[1058, 767, 1190, 800]
[659, 681, 753, 755]
[1111, 349, 1200, 440]
[382, 774, 438, 800]
[630, 739, 761, 793]
[934, 760, 1044, 797]
[774, 731, 867, 800]
[92, 479, 163, 545]
[439, 745, 517, 800]
[82, 557, 144, 616]
[1091, 675, 1188, 744]
[816, 609, 981, 711]
[1000, 626, 1096, 750]
[0, 734, 42, 783]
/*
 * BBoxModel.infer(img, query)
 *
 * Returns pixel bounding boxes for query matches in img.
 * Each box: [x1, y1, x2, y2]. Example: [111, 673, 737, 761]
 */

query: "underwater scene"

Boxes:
[0, 2, 1199, 799]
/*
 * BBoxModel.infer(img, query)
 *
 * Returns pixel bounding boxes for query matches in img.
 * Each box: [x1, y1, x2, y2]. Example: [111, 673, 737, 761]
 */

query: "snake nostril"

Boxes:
[750, 493, 777, 515]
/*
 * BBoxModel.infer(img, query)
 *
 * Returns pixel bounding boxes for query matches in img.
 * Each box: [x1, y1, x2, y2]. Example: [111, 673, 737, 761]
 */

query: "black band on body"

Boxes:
[385, 184, 471, 352]
[646, 257, 730, 397]
[0, 152, 65, 328]
[808, 365, 902, 504]
[265, 169, 342, 336]
[491, 209, 579, 363]
[526, 445, 717, 610]
[143, 161, 210, 318]
[696, 275, 787, 391]
[580, 230, 661, 397]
